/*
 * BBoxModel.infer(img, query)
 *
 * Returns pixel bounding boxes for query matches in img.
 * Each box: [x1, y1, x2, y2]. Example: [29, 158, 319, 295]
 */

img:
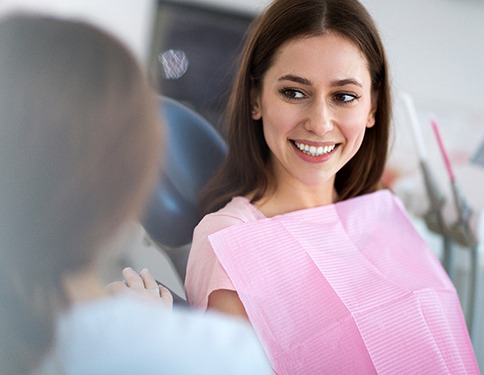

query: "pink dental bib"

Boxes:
[209, 190, 478, 374]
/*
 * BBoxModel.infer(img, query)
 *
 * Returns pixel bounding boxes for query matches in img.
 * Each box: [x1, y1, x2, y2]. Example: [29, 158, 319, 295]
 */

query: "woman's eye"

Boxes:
[334, 93, 358, 104]
[280, 88, 305, 100]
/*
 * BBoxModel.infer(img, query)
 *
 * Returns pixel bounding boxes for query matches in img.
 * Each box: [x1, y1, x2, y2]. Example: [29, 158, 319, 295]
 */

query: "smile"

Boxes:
[293, 141, 336, 157]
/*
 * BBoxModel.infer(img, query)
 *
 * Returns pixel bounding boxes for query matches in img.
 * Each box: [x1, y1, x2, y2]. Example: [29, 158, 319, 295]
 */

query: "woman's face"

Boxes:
[252, 32, 376, 192]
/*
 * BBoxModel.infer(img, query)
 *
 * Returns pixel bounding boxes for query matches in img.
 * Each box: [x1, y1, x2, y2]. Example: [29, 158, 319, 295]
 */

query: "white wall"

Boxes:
[361, 0, 484, 115]
[0, 0, 157, 66]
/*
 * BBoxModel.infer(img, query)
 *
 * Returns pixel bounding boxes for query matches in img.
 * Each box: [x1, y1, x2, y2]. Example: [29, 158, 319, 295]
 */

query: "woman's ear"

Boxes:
[366, 91, 378, 128]
[250, 84, 262, 120]
[366, 107, 376, 128]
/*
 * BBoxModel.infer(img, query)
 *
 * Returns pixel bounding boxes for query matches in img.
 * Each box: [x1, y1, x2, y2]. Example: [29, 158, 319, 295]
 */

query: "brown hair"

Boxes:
[199, 0, 391, 215]
[0, 15, 162, 374]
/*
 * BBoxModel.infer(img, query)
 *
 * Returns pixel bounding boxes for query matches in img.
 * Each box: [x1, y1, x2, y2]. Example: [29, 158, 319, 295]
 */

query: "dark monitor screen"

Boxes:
[151, 1, 255, 136]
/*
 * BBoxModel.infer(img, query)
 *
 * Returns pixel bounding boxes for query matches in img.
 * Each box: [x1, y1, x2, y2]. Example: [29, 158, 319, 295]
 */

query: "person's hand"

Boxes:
[107, 267, 173, 309]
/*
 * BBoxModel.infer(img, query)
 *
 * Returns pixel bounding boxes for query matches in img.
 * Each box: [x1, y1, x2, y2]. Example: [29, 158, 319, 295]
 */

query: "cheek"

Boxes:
[339, 115, 370, 152]
[340, 108, 372, 137]
[262, 105, 297, 138]
[261, 117, 283, 153]
[342, 123, 367, 149]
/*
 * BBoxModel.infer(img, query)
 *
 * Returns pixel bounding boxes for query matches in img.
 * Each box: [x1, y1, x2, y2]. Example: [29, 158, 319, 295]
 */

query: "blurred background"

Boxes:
[1, 0, 482, 369]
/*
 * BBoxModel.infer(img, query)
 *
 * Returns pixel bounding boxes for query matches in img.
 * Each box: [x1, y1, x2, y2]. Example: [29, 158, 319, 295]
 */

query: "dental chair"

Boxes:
[142, 96, 228, 302]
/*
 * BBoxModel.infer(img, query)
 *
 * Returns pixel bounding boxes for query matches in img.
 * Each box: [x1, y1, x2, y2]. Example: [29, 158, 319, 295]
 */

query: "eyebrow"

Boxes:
[278, 74, 363, 88]
[331, 78, 363, 88]
[278, 74, 311, 85]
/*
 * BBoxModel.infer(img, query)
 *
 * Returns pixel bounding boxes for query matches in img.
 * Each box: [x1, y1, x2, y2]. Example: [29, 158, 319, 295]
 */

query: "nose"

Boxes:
[304, 100, 333, 135]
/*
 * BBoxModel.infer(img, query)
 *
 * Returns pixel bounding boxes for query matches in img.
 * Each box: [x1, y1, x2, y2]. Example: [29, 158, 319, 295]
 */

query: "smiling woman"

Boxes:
[195, 1, 390, 216]
[184, 0, 479, 373]
[250, 33, 376, 206]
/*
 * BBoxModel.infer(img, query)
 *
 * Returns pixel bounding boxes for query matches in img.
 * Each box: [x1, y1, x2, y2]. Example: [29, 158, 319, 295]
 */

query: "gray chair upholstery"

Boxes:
[142, 96, 227, 285]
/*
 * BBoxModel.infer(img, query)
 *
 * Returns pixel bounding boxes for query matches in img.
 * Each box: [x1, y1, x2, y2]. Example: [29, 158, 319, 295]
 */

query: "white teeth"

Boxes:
[294, 141, 335, 156]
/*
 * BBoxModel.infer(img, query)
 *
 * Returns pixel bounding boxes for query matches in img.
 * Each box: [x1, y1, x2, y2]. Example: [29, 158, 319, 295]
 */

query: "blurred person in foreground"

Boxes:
[0, 14, 271, 375]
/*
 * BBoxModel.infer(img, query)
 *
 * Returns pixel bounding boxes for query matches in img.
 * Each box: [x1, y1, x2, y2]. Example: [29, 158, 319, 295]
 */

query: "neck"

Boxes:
[254, 179, 337, 217]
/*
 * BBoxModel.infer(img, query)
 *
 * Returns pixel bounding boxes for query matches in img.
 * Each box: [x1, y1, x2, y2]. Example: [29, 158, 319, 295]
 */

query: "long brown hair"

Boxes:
[200, 0, 391, 215]
[0, 15, 162, 374]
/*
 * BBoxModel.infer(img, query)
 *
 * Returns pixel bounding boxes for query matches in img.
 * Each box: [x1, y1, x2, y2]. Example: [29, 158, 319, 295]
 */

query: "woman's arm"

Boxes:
[208, 289, 249, 320]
